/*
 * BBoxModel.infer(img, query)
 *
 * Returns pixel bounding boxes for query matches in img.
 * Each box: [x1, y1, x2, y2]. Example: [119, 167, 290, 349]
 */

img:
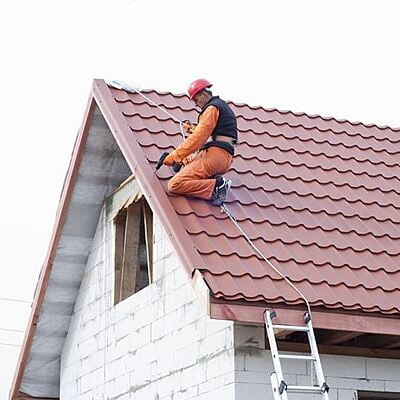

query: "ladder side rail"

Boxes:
[264, 311, 289, 400]
[307, 318, 330, 399]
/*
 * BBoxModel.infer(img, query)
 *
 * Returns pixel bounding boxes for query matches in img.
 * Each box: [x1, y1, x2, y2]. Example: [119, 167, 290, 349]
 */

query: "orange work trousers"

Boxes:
[168, 147, 233, 200]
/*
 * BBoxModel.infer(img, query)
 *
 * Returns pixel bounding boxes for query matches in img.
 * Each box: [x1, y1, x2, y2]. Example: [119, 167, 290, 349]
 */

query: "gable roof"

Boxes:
[103, 80, 400, 315]
[10, 79, 400, 399]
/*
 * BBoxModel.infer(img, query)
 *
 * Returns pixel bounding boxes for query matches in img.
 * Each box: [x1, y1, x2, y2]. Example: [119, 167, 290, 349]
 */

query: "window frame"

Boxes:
[113, 196, 153, 305]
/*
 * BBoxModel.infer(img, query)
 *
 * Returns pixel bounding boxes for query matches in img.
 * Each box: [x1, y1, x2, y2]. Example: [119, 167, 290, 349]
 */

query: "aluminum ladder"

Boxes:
[264, 309, 330, 399]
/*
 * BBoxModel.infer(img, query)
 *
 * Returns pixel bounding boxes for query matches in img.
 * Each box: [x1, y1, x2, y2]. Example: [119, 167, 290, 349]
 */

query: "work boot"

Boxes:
[211, 176, 232, 206]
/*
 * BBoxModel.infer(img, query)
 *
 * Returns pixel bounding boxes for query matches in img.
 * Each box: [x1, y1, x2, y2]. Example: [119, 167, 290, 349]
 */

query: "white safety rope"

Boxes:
[109, 80, 186, 140]
[220, 204, 312, 317]
[110, 79, 312, 318]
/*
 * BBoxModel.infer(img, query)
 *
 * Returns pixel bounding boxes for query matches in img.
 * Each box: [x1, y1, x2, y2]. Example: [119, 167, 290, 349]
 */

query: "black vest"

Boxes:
[199, 96, 238, 140]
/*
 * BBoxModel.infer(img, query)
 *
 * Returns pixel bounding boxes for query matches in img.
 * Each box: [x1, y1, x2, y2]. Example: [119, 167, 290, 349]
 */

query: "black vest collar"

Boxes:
[201, 96, 219, 111]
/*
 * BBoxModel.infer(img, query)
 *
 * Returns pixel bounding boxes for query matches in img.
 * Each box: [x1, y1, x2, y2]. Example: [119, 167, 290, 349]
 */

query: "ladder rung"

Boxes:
[272, 324, 309, 332]
[286, 385, 325, 394]
[279, 354, 316, 361]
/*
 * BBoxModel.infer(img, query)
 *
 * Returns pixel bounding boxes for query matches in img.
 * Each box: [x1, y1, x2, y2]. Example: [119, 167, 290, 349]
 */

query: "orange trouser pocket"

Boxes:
[168, 147, 233, 199]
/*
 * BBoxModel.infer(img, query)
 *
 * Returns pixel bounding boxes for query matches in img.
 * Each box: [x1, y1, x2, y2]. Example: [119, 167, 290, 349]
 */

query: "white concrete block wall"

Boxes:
[58, 187, 400, 400]
[60, 204, 234, 400]
[234, 324, 400, 400]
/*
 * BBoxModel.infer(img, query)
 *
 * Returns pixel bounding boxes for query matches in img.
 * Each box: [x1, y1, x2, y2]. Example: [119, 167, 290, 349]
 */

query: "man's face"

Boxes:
[193, 91, 208, 108]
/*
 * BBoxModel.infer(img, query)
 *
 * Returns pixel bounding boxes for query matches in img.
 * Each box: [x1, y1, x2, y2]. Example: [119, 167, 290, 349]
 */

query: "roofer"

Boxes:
[163, 79, 238, 206]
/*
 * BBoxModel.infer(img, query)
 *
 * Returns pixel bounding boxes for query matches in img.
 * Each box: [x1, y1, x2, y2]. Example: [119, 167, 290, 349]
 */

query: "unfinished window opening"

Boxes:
[358, 391, 400, 400]
[114, 198, 153, 304]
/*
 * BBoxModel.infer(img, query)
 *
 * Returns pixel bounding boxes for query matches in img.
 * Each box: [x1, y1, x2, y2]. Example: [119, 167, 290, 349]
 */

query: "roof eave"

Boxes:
[210, 299, 400, 336]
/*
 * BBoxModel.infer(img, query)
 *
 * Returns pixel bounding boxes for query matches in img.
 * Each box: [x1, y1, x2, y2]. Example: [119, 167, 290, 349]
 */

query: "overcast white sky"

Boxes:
[1, 0, 399, 398]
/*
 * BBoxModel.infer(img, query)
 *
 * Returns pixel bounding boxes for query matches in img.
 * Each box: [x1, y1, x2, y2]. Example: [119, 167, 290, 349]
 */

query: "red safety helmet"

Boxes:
[187, 78, 213, 99]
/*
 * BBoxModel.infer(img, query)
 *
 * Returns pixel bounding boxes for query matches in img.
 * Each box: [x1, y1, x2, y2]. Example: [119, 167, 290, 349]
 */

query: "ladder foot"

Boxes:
[279, 380, 287, 395]
[322, 382, 330, 393]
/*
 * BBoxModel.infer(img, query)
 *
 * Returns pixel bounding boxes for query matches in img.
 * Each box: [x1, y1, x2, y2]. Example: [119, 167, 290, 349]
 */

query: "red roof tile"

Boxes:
[109, 83, 400, 315]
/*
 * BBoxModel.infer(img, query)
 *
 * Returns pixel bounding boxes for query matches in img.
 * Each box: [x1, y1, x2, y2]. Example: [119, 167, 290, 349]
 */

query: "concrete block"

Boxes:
[241, 348, 307, 376]
[61, 364, 77, 386]
[105, 355, 129, 381]
[322, 354, 366, 379]
[171, 385, 198, 400]
[78, 335, 99, 359]
[114, 334, 132, 359]
[173, 343, 199, 371]
[385, 380, 400, 392]
[182, 301, 200, 326]
[198, 371, 234, 394]
[199, 328, 230, 359]
[115, 315, 134, 341]
[80, 368, 102, 394]
[61, 379, 79, 400]
[235, 382, 271, 400]
[156, 353, 174, 379]
[234, 324, 265, 350]
[129, 364, 152, 387]
[133, 341, 157, 366]
[338, 389, 358, 400]
[240, 347, 272, 372]
[109, 373, 130, 398]
[79, 316, 101, 342]
[196, 317, 207, 340]
[132, 303, 154, 329]
[205, 349, 234, 380]
[179, 364, 207, 390]
[151, 317, 165, 341]
[152, 296, 166, 319]
[128, 325, 151, 353]
[197, 382, 235, 400]
[366, 357, 400, 381]
[235, 350, 245, 371]
[174, 321, 199, 349]
[327, 376, 385, 391]
[80, 351, 104, 376]
[157, 374, 177, 399]
[206, 317, 232, 336]
[164, 285, 195, 314]
[174, 266, 190, 288]
[235, 370, 267, 384]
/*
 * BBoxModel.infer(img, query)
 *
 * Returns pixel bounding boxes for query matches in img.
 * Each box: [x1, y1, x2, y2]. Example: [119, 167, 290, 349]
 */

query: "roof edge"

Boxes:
[210, 301, 400, 336]
[9, 94, 97, 400]
[92, 79, 207, 275]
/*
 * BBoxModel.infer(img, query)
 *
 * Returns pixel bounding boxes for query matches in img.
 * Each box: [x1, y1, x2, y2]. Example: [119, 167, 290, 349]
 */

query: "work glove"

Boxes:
[163, 153, 177, 166]
[183, 120, 195, 135]
[155, 152, 183, 173]
[164, 153, 183, 173]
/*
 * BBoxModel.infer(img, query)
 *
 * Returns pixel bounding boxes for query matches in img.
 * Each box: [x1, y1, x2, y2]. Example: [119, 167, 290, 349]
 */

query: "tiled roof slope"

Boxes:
[110, 85, 400, 315]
